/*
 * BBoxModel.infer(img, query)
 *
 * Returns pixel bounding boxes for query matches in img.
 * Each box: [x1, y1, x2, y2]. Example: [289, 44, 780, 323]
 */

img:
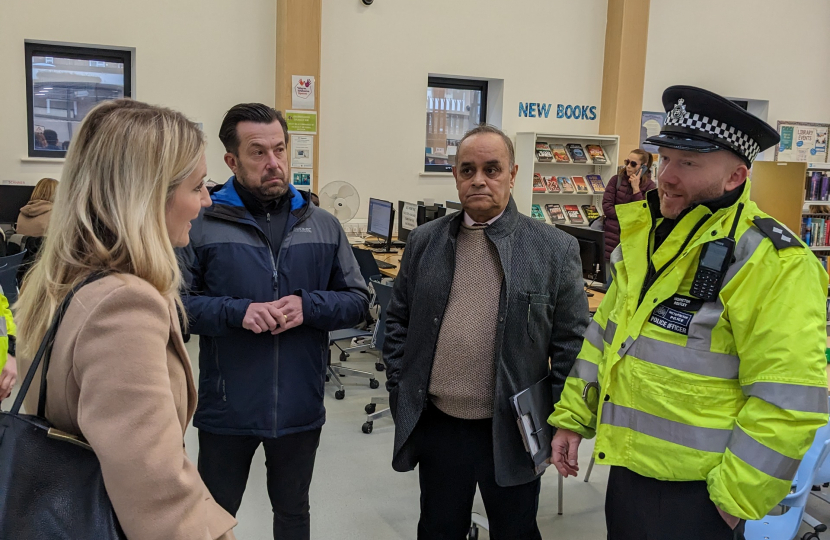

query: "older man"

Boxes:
[384, 124, 589, 538]
[550, 86, 830, 540]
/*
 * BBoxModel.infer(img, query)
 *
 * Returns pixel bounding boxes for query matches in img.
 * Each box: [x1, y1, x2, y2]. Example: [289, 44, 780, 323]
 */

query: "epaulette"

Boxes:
[753, 217, 803, 250]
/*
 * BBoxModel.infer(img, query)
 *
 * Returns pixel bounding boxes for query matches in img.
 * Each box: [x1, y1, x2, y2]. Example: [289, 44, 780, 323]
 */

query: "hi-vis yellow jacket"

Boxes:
[549, 181, 829, 520]
[0, 292, 14, 371]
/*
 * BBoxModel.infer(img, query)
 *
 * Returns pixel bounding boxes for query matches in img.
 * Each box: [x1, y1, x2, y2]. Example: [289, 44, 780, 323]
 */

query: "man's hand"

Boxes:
[716, 506, 740, 530]
[243, 303, 286, 334]
[0, 355, 17, 401]
[271, 295, 303, 335]
[551, 428, 582, 477]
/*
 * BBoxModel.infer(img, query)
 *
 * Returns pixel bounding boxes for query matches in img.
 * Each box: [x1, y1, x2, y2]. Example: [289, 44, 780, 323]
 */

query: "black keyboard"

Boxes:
[376, 260, 396, 270]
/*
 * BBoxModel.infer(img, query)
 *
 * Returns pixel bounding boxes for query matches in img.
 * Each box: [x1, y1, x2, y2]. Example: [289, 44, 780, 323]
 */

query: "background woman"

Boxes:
[15, 177, 58, 237]
[15, 99, 236, 540]
[602, 149, 657, 261]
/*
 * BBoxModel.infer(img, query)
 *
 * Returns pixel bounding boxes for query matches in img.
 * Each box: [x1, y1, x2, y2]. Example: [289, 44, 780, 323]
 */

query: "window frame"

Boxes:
[425, 76, 488, 173]
[25, 41, 132, 159]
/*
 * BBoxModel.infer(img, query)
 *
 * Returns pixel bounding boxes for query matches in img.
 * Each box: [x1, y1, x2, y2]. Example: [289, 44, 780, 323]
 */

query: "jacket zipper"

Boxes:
[638, 214, 711, 308]
[207, 201, 313, 436]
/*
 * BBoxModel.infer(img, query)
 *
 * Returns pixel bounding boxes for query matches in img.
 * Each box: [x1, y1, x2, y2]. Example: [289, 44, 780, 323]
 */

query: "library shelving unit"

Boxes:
[514, 132, 619, 227]
[749, 160, 830, 328]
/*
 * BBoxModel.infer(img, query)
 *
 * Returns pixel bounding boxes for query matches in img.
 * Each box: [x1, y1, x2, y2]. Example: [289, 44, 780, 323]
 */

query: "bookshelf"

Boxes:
[514, 132, 620, 226]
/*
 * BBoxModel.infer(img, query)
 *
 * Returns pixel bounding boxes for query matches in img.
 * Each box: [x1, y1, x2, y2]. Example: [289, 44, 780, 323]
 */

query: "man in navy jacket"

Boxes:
[180, 103, 369, 540]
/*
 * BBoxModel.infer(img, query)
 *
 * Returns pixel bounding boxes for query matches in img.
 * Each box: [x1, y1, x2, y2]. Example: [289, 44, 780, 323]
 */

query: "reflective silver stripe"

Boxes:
[609, 245, 622, 279]
[687, 227, 765, 350]
[727, 427, 800, 481]
[743, 382, 830, 414]
[604, 320, 618, 346]
[584, 320, 605, 351]
[569, 358, 598, 382]
[628, 336, 740, 379]
[602, 402, 731, 453]
[0, 318, 6, 338]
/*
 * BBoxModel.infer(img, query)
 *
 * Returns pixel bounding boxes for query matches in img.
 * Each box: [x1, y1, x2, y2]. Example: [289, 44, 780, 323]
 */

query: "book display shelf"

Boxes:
[515, 132, 619, 228]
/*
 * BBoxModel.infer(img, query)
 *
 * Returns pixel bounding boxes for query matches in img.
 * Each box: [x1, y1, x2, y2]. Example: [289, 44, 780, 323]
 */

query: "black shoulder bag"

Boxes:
[0, 274, 126, 539]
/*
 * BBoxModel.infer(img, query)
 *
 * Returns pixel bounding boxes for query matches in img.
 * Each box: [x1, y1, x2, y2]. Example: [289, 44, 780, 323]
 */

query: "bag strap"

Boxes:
[10, 273, 109, 417]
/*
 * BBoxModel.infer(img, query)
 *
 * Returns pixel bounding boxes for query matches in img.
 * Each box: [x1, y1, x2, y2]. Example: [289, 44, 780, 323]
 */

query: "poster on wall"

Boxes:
[292, 76, 316, 110]
[775, 121, 829, 163]
[286, 111, 317, 134]
[640, 112, 666, 154]
[291, 168, 313, 190]
[290, 135, 314, 168]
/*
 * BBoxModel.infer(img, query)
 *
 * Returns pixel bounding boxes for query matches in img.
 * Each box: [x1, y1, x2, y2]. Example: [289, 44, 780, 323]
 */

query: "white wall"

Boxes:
[0, 0, 276, 186]
[643, 0, 830, 161]
[319, 0, 609, 220]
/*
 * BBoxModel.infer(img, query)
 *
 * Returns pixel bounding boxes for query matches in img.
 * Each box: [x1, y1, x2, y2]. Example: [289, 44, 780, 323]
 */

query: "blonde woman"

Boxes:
[15, 99, 237, 540]
[15, 177, 58, 237]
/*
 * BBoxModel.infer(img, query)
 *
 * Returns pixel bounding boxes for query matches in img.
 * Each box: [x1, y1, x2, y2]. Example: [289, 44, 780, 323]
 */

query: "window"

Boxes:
[425, 77, 487, 173]
[25, 42, 132, 158]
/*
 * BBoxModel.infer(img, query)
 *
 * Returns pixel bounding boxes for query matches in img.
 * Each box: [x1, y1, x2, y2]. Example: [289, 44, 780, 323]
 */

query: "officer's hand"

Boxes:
[0, 355, 17, 401]
[551, 428, 582, 478]
[243, 303, 285, 334]
[271, 295, 303, 335]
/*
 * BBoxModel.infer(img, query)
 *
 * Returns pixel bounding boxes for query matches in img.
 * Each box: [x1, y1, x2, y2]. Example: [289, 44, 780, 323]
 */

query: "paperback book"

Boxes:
[544, 176, 561, 193]
[564, 204, 585, 224]
[585, 145, 607, 164]
[581, 205, 600, 222]
[535, 142, 553, 162]
[558, 176, 575, 193]
[572, 175, 589, 194]
[545, 204, 566, 223]
[533, 173, 546, 192]
[531, 204, 546, 221]
[566, 143, 588, 163]
[586, 174, 605, 194]
[551, 144, 570, 163]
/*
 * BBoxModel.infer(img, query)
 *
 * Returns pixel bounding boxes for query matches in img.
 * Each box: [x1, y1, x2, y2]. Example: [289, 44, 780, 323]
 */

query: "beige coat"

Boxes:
[15, 200, 52, 237]
[20, 274, 237, 540]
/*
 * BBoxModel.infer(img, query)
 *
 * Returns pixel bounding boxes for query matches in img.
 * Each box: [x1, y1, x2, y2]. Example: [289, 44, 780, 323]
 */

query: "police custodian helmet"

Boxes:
[646, 85, 780, 166]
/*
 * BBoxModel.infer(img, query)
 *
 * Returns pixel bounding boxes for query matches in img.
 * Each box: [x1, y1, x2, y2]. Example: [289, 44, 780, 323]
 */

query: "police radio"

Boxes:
[690, 203, 743, 302]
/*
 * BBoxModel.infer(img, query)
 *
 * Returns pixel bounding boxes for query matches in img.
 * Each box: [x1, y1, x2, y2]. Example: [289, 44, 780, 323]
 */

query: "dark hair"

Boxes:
[218, 103, 288, 155]
[44, 129, 58, 145]
[457, 124, 515, 168]
[629, 149, 653, 170]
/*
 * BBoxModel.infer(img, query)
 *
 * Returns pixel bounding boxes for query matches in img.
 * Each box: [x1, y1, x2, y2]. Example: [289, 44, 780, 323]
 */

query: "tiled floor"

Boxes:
[9, 340, 830, 539]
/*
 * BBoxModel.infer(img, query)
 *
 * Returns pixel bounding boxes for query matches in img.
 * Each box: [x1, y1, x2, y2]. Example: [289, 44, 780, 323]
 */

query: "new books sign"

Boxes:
[519, 102, 597, 120]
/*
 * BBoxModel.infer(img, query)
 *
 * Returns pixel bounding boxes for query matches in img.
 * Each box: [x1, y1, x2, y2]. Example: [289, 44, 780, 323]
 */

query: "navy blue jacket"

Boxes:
[181, 179, 369, 437]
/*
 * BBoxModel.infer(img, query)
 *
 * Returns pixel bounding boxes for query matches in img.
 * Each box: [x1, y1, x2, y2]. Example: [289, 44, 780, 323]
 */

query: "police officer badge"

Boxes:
[668, 98, 687, 123]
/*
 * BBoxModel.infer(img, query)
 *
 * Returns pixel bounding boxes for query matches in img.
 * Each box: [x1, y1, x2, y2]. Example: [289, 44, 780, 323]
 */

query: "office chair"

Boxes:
[362, 278, 393, 434]
[329, 247, 385, 371]
[0, 250, 27, 305]
[744, 419, 830, 540]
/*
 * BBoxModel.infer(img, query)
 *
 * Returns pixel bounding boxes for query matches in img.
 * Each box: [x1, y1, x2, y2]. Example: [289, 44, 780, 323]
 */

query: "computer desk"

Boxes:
[368, 247, 605, 313]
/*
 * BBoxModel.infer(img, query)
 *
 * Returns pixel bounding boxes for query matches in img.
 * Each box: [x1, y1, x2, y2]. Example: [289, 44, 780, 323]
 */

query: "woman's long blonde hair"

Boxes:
[15, 99, 205, 359]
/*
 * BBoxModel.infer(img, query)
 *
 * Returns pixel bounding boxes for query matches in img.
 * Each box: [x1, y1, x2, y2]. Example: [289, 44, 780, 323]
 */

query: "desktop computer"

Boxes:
[0, 185, 36, 227]
[556, 224, 608, 290]
[365, 198, 397, 253]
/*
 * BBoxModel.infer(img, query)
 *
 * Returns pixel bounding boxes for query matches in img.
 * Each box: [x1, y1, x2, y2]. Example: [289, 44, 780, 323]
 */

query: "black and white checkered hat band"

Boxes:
[665, 112, 761, 163]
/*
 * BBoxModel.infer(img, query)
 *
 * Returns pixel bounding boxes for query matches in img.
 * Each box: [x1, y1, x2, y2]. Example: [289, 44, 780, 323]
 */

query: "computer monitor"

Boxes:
[445, 201, 463, 214]
[0, 185, 36, 226]
[397, 201, 425, 243]
[367, 198, 396, 253]
[556, 224, 607, 285]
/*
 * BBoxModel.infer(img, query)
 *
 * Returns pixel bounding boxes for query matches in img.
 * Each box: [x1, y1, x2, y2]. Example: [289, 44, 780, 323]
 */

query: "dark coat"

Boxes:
[601, 173, 656, 259]
[180, 179, 369, 438]
[383, 197, 589, 487]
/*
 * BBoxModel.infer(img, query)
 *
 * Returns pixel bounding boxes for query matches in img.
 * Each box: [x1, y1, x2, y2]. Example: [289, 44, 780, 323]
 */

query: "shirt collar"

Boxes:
[463, 208, 506, 227]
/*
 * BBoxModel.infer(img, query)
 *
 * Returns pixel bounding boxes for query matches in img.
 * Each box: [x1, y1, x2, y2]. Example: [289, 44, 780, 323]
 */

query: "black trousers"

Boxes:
[198, 428, 322, 540]
[606, 466, 746, 540]
[414, 403, 542, 540]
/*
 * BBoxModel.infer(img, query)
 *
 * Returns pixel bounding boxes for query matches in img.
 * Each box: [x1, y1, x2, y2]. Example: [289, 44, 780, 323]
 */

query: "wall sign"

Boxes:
[286, 111, 317, 134]
[292, 75, 316, 110]
[518, 102, 597, 120]
[775, 121, 828, 163]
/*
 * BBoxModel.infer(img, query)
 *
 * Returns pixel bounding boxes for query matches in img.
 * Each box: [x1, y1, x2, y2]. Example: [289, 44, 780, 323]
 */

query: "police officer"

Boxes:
[549, 86, 830, 540]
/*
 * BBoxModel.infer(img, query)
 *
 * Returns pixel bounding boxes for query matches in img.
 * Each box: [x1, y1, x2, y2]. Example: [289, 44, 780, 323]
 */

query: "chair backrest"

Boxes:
[811, 397, 830, 485]
[351, 246, 382, 286]
[0, 250, 27, 305]
[782, 421, 830, 508]
[371, 279, 394, 350]
[5, 234, 26, 256]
